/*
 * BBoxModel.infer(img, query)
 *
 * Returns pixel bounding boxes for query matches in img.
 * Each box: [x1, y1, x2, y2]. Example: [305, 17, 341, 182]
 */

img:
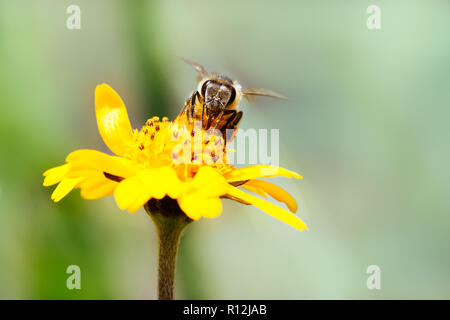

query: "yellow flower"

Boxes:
[43, 84, 307, 231]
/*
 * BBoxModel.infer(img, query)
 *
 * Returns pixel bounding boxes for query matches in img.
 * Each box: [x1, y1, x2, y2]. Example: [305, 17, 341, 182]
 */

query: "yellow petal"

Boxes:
[114, 167, 185, 213]
[79, 171, 118, 200]
[241, 184, 268, 198]
[51, 177, 83, 202]
[77, 171, 106, 189]
[176, 167, 229, 220]
[65, 168, 98, 179]
[227, 186, 307, 231]
[127, 191, 153, 213]
[139, 167, 183, 199]
[43, 163, 72, 186]
[189, 167, 229, 197]
[114, 176, 147, 212]
[244, 179, 298, 213]
[178, 195, 223, 220]
[66, 149, 137, 179]
[95, 83, 134, 156]
[80, 181, 117, 200]
[224, 165, 302, 182]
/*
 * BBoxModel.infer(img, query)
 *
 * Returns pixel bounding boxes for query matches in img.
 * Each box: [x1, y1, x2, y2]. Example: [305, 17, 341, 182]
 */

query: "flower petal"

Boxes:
[227, 186, 307, 231]
[241, 184, 268, 198]
[43, 163, 72, 186]
[176, 167, 229, 220]
[188, 167, 229, 197]
[80, 181, 117, 200]
[79, 171, 118, 200]
[51, 177, 83, 202]
[178, 195, 222, 220]
[114, 176, 147, 213]
[114, 167, 184, 213]
[138, 167, 183, 199]
[244, 179, 298, 213]
[224, 165, 302, 182]
[66, 149, 137, 179]
[95, 84, 134, 156]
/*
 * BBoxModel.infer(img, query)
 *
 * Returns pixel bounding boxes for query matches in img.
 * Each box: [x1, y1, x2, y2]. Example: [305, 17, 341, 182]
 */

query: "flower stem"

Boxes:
[144, 198, 192, 300]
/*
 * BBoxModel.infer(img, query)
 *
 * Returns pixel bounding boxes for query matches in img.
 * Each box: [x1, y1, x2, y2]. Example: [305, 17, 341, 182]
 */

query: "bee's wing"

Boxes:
[242, 88, 287, 102]
[173, 104, 189, 131]
[180, 57, 209, 81]
[174, 92, 195, 131]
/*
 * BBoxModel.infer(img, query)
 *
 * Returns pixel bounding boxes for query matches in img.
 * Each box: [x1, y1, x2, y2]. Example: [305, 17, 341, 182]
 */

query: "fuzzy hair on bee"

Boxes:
[176, 57, 285, 140]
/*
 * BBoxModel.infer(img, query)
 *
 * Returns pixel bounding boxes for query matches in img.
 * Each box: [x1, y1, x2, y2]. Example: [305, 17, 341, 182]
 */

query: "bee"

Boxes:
[175, 58, 285, 140]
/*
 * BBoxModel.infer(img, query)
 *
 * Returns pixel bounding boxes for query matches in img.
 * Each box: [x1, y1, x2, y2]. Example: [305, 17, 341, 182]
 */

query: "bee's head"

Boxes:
[181, 57, 285, 111]
[197, 75, 242, 112]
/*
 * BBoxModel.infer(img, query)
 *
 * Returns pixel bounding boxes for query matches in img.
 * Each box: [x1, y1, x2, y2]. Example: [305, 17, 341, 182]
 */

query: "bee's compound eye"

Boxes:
[227, 86, 236, 106]
[201, 80, 212, 97]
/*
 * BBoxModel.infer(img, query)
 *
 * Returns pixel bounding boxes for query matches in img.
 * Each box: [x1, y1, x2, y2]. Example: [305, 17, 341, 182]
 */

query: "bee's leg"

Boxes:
[219, 110, 237, 141]
[184, 92, 198, 132]
[226, 111, 243, 142]
[201, 102, 206, 129]
[221, 110, 237, 129]
[232, 111, 243, 127]
[190, 91, 200, 120]
[206, 111, 214, 129]
[212, 109, 225, 130]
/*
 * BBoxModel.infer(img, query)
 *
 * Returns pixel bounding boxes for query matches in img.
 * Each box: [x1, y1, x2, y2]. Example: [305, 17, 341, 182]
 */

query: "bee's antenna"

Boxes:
[180, 57, 209, 80]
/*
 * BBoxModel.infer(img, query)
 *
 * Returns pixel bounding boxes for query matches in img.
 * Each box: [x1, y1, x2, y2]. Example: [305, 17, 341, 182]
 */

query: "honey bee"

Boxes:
[175, 57, 285, 140]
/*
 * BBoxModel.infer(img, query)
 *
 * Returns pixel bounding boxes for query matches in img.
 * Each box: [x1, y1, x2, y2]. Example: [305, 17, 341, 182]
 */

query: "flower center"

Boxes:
[123, 117, 233, 181]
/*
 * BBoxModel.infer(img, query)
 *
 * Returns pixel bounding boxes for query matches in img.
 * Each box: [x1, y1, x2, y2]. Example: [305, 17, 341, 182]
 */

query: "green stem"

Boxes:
[144, 198, 192, 300]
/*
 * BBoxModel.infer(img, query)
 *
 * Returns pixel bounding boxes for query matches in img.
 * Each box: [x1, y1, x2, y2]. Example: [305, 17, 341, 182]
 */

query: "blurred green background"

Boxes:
[0, 0, 449, 299]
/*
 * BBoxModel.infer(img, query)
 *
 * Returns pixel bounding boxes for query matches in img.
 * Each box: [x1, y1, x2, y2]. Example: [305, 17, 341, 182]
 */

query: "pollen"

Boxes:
[123, 117, 232, 181]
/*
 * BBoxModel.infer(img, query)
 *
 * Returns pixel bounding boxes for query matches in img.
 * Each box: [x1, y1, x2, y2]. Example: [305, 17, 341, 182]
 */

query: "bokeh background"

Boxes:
[0, 0, 449, 299]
